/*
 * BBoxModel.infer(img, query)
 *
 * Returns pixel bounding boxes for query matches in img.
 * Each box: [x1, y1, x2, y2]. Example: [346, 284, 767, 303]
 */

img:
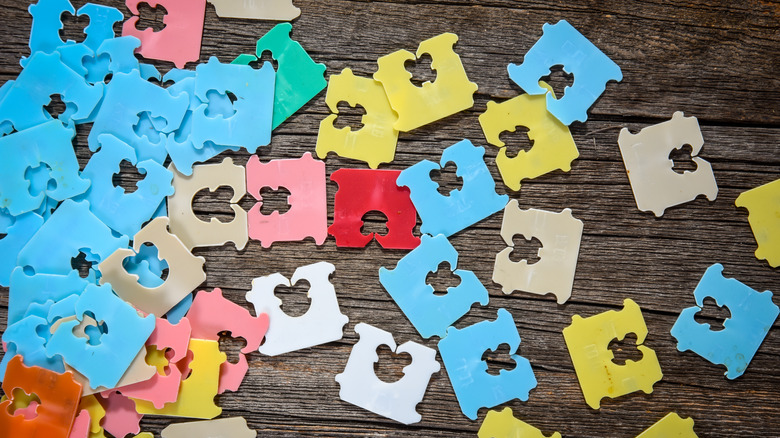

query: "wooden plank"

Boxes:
[0, 0, 778, 437]
[199, 0, 780, 125]
[0, 0, 778, 124]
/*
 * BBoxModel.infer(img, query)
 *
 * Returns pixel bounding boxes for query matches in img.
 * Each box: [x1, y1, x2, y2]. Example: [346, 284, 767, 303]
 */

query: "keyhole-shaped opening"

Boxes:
[694, 297, 731, 331]
[75, 312, 108, 346]
[71, 250, 94, 279]
[608, 333, 644, 365]
[360, 210, 389, 237]
[374, 344, 413, 383]
[541, 65, 574, 99]
[83, 324, 105, 345]
[256, 50, 280, 71]
[430, 162, 463, 197]
[134, 2, 167, 32]
[7, 388, 42, 419]
[193, 186, 237, 223]
[25, 163, 55, 197]
[58, 11, 89, 44]
[44, 94, 66, 119]
[274, 279, 312, 317]
[82, 52, 112, 83]
[498, 126, 535, 159]
[404, 53, 437, 87]
[481, 343, 517, 375]
[112, 159, 144, 194]
[122, 242, 169, 287]
[669, 144, 698, 174]
[133, 111, 165, 144]
[145, 345, 171, 376]
[218, 331, 248, 365]
[332, 102, 366, 131]
[425, 262, 461, 296]
[257, 187, 292, 216]
[508, 235, 542, 264]
[204, 90, 238, 118]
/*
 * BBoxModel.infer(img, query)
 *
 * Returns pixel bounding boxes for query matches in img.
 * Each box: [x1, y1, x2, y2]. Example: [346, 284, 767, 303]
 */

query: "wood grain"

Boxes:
[0, 0, 778, 436]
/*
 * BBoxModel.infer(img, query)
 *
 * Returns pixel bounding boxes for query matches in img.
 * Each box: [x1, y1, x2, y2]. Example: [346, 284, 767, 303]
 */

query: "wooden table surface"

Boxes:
[1, 0, 779, 436]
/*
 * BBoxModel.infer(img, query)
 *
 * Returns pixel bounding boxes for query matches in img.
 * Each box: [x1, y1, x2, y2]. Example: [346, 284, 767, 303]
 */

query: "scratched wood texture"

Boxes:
[0, 0, 779, 437]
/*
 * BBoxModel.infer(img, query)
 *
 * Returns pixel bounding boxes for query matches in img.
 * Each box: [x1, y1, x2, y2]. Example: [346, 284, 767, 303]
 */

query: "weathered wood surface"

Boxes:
[1, 0, 779, 436]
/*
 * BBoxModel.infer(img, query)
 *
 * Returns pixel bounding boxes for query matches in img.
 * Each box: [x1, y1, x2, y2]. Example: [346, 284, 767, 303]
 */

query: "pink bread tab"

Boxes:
[246, 152, 328, 248]
[187, 289, 269, 352]
[146, 317, 192, 364]
[122, 0, 207, 68]
[119, 318, 192, 409]
[67, 410, 90, 438]
[14, 400, 40, 420]
[100, 390, 143, 438]
[186, 288, 270, 393]
[217, 353, 249, 394]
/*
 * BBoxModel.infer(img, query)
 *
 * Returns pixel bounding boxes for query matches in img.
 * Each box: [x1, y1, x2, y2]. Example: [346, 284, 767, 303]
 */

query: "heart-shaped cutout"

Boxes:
[693, 297, 731, 331]
[429, 162, 463, 197]
[218, 331, 248, 365]
[193, 186, 238, 223]
[333, 101, 367, 131]
[374, 344, 413, 383]
[404, 53, 437, 87]
[608, 333, 644, 365]
[7, 387, 42, 419]
[274, 278, 312, 317]
[134, 2, 168, 32]
[481, 343, 518, 375]
[256, 186, 292, 216]
[426, 262, 461, 296]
